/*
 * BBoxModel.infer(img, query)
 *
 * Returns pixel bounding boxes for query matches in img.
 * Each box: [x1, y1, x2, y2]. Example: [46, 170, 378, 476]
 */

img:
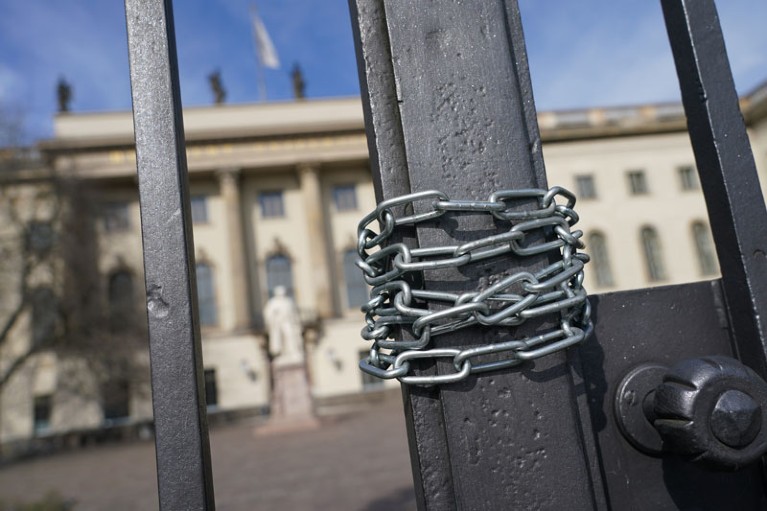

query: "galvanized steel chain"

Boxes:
[355, 186, 593, 386]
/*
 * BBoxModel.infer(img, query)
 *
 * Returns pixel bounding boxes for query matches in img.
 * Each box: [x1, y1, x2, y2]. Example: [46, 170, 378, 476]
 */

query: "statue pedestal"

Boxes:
[255, 362, 319, 436]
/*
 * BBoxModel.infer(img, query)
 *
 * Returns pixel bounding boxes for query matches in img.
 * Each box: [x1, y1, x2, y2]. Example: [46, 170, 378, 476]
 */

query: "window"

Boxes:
[31, 287, 56, 346]
[678, 165, 699, 191]
[103, 201, 130, 232]
[26, 221, 54, 254]
[204, 369, 218, 408]
[109, 271, 135, 330]
[259, 191, 285, 218]
[692, 222, 718, 276]
[196, 263, 218, 326]
[360, 350, 384, 390]
[641, 227, 666, 282]
[266, 254, 294, 298]
[333, 184, 358, 211]
[588, 232, 614, 288]
[102, 378, 130, 422]
[33, 395, 52, 434]
[190, 195, 209, 223]
[343, 250, 368, 308]
[574, 175, 597, 200]
[627, 170, 649, 195]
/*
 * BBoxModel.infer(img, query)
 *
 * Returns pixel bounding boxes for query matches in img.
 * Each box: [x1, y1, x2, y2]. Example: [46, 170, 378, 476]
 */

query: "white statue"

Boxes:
[256, 285, 318, 433]
[264, 286, 304, 367]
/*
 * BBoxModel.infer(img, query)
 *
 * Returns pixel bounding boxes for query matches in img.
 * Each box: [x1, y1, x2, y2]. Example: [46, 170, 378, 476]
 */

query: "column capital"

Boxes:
[216, 167, 241, 184]
[296, 162, 321, 175]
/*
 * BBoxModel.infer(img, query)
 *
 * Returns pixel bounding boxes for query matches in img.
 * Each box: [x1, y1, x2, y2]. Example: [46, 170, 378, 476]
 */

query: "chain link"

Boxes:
[356, 187, 593, 386]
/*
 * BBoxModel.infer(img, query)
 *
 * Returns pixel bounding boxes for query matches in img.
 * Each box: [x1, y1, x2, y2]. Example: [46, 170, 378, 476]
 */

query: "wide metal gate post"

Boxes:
[124, 0, 215, 509]
[350, 0, 767, 509]
[349, 2, 605, 509]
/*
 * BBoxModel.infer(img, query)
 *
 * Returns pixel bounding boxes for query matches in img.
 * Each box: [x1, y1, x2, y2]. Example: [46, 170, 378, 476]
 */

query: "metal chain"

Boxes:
[355, 186, 593, 386]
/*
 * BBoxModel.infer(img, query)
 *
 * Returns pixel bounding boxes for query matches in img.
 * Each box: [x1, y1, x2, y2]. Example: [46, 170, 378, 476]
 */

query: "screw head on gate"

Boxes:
[710, 389, 762, 449]
[654, 355, 767, 470]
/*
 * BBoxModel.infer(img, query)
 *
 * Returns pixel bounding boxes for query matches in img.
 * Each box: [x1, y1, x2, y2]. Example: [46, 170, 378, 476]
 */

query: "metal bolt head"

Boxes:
[711, 390, 762, 449]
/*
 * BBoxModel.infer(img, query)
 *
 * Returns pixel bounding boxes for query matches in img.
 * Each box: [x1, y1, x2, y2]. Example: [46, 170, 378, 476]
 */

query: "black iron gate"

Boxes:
[123, 0, 767, 509]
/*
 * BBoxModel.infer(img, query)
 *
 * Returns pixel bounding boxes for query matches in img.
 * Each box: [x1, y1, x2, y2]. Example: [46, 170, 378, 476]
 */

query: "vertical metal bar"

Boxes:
[347, 3, 454, 507]
[124, 1, 215, 509]
[661, 0, 767, 381]
[349, 1, 605, 508]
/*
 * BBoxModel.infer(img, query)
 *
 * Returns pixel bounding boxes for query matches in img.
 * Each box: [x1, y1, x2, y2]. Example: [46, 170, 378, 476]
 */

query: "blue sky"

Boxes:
[0, 0, 765, 143]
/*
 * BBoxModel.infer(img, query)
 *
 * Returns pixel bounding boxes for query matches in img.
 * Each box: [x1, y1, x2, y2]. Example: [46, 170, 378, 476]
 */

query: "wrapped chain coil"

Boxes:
[356, 186, 593, 386]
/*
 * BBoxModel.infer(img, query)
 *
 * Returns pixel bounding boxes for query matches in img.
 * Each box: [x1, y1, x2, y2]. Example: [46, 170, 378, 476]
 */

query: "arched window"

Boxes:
[266, 254, 293, 298]
[343, 249, 368, 308]
[102, 377, 130, 422]
[692, 221, 718, 276]
[640, 226, 666, 282]
[31, 286, 57, 346]
[587, 232, 614, 288]
[196, 262, 218, 326]
[109, 270, 135, 329]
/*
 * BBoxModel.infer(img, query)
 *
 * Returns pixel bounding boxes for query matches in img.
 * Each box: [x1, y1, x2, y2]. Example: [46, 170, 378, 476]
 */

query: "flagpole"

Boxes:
[255, 53, 267, 101]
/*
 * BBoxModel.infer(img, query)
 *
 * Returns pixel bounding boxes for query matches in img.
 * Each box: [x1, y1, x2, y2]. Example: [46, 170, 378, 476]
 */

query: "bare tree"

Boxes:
[0, 107, 149, 452]
[0, 105, 51, 391]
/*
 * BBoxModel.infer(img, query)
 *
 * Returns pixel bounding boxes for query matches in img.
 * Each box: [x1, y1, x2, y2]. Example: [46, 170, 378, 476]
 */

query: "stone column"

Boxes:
[217, 168, 251, 332]
[297, 163, 335, 318]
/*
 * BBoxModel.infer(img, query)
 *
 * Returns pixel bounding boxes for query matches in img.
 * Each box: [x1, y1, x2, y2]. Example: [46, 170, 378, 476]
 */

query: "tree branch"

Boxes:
[0, 342, 39, 389]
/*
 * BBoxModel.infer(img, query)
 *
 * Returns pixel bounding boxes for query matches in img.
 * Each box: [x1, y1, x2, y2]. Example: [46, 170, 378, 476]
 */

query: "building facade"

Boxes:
[1, 82, 766, 451]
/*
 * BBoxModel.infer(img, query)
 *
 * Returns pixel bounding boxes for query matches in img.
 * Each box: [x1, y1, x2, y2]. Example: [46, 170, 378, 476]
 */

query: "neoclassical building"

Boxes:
[1, 80, 766, 451]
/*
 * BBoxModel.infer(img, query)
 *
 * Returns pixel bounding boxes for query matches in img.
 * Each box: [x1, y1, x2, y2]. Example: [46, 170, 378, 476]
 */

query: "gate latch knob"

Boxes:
[654, 355, 767, 470]
[615, 356, 767, 470]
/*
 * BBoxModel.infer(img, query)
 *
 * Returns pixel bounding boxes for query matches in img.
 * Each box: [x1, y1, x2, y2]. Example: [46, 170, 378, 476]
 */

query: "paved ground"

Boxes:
[0, 394, 416, 511]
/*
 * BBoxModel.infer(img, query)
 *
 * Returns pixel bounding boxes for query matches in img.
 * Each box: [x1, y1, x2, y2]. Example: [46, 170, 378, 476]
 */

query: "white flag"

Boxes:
[252, 8, 280, 69]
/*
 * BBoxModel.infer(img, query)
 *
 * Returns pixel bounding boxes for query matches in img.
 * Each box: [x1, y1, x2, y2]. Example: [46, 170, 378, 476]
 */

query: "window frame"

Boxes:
[196, 262, 219, 327]
[26, 221, 54, 254]
[31, 286, 57, 347]
[627, 170, 649, 196]
[103, 201, 131, 232]
[204, 368, 218, 409]
[190, 194, 209, 224]
[265, 253, 294, 298]
[33, 394, 53, 434]
[342, 249, 368, 309]
[332, 184, 358, 211]
[640, 226, 667, 282]
[102, 377, 131, 423]
[678, 165, 699, 191]
[587, 231, 614, 288]
[692, 221, 718, 276]
[108, 270, 136, 330]
[574, 174, 597, 200]
[259, 190, 285, 219]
